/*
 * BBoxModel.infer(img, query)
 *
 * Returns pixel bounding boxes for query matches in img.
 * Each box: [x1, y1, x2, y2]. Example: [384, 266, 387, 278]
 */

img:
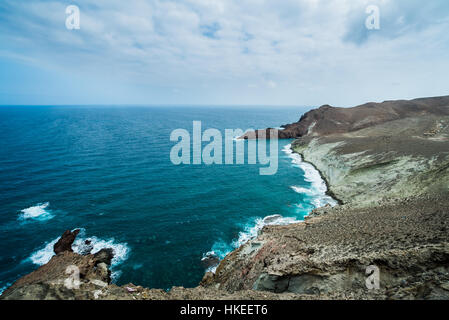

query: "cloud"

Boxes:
[0, 0, 448, 105]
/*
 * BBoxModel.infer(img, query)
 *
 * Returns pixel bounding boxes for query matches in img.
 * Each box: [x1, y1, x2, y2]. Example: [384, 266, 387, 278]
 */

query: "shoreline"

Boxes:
[289, 145, 343, 206]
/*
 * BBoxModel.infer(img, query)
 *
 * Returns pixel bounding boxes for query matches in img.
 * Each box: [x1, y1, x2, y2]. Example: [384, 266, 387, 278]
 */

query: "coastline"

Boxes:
[203, 141, 339, 274]
[289, 144, 343, 206]
[2, 95, 449, 300]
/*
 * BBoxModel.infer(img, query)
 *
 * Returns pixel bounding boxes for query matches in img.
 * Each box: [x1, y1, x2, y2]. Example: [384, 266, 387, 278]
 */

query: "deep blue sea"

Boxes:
[0, 106, 336, 293]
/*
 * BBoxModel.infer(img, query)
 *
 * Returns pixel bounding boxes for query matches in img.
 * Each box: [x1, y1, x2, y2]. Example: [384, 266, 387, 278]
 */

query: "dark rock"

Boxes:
[201, 252, 220, 269]
[94, 248, 114, 266]
[53, 229, 80, 254]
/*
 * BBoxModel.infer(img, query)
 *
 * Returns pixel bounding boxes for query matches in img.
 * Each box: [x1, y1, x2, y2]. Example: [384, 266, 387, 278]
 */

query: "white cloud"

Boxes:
[0, 0, 448, 105]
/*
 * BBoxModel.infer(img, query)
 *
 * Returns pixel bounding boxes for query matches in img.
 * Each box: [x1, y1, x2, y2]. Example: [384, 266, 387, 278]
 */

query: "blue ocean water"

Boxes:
[0, 106, 335, 292]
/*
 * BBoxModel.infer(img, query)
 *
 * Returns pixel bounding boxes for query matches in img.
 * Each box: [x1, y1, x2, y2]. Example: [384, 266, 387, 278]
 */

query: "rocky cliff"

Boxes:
[2, 95, 449, 300]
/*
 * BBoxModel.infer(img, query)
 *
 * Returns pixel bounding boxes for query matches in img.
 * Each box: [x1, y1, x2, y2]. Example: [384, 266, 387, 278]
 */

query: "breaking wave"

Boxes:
[19, 202, 54, 221]
[283, 144, 337, 208]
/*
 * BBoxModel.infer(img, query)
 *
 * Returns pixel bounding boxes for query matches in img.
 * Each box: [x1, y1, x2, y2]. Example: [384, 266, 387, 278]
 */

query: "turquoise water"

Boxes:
[0, 106, 335, 292]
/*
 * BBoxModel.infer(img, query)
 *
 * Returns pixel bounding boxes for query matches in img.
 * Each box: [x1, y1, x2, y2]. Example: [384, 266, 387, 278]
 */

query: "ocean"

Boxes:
[0, 106, 336, 292]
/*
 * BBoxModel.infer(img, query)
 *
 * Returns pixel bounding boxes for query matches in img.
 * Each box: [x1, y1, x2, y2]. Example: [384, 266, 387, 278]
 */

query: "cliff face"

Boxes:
[3, 95, 449, 300]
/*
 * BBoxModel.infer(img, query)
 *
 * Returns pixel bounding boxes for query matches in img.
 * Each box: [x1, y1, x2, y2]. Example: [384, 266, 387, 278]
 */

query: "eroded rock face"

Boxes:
[53, 229, 80, 254]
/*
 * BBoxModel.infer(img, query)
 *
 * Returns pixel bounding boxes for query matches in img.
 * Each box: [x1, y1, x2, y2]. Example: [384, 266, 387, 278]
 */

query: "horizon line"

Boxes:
[0, 104, 314, 108]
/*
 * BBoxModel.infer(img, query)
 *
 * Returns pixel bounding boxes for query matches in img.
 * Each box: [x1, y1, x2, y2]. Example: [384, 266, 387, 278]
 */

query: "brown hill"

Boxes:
[241, 95, 449, 139]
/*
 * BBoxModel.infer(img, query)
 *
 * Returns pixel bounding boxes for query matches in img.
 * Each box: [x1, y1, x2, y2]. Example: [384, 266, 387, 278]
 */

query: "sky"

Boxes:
[0, 0, 448, 107]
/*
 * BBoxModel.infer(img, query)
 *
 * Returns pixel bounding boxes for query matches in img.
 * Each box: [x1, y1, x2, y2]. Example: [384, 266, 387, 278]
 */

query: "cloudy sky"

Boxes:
[0, 0, 448, 106]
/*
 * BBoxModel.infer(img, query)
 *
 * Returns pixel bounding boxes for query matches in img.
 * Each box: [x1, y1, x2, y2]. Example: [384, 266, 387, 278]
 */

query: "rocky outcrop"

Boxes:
[53, 229, 80, 254]
[0, 230, 116, 300]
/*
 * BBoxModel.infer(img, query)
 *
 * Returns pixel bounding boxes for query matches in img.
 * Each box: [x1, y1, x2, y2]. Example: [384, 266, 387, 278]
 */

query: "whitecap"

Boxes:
[290, 185, 314, 196]
[19, 202, 54, 221]
[29, 238, 59, 265]
[202, 240, 234, 273]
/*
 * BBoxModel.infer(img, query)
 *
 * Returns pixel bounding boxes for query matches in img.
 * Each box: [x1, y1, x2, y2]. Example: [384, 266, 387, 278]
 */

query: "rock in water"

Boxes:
[53, 229, 80, 254]
[201, 252, 220, 269]
[94, 248, 115, 266]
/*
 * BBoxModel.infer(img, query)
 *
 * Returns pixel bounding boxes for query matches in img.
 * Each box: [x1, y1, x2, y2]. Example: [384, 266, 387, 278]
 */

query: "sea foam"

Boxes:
[19, 202, 54, 221]
[283, 144, 337, 208]
[232, 214, 299, 248]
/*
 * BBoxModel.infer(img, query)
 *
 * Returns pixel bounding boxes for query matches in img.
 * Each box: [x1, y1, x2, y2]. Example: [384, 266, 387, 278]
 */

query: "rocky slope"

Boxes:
[2, 95, 449, 300]
[204, 195, 449, 299]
